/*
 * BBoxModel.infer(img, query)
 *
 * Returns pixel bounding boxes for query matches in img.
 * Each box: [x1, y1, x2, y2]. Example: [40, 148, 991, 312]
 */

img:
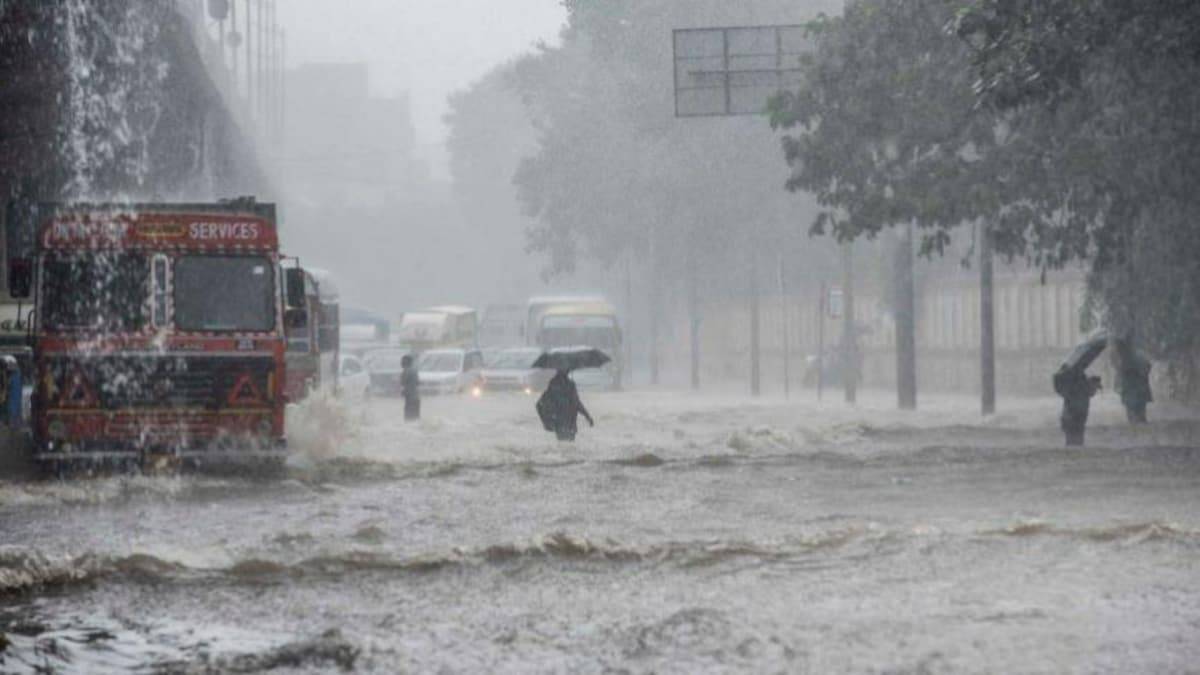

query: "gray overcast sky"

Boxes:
[277, 0, 565, 179]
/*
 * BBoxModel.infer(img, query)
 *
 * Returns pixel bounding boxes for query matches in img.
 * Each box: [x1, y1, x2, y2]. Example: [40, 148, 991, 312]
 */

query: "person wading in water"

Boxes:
[537, 369, 594, 441]
[401, 354, 420, 421]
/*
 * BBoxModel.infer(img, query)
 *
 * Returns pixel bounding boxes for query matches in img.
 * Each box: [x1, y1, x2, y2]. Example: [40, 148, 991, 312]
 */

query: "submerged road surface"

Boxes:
[1, 389, 1199, 673]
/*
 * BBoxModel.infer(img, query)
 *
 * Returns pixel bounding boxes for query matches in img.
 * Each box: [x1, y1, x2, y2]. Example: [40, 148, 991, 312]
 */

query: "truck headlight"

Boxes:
[48, 418, 68, 440]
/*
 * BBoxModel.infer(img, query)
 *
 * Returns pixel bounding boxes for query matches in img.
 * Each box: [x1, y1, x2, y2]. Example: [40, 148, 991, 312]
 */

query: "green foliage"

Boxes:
[510, 0, 838, 287]
[768, 1, 995, 258]
[772, 0, 1200, 386]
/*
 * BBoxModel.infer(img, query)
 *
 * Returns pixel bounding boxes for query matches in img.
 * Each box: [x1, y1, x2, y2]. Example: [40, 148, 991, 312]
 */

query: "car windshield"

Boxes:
[174, 256, 275, 332]
[418, 352, 463, 373]
[364, 351, 407, 371]
[42, 253, 148, 333]
[488, 349, 540, 369]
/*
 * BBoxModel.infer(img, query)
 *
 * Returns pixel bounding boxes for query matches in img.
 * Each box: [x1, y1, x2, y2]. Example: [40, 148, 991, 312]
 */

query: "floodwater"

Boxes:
[1, 389, 1198, 673]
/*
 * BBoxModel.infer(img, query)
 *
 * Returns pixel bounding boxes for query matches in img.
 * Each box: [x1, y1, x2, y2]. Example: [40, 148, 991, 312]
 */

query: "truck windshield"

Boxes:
[174, 256, 275, 332]
[42, 254, 148, 333]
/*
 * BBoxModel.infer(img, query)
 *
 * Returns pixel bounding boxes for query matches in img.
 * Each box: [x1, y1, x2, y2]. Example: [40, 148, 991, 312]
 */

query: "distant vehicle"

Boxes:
[397, 305, 477, 352]
[480, 303, 526, 347]
[283, 267, 339, 402]
[418, 348, 484, 396]
[337, 354, 370, 400]
[525, 295, 606, 347]
[11, 199, 294, 470]
[339, 306, 390, 357]
[362, 348, 412, 397]
[532, 299, 623, 389]
[480, 347, 550, 395]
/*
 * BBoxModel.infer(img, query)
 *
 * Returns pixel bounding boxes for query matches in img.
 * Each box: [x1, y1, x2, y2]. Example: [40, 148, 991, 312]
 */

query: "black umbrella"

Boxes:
[532, 346, 611, 371]
[1063, 331, 1108, 372]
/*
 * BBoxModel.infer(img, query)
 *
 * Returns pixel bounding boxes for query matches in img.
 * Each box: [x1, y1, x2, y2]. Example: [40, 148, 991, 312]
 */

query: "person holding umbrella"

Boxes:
[1053, 333, 1106, 446]
[534, 347, 606, 441]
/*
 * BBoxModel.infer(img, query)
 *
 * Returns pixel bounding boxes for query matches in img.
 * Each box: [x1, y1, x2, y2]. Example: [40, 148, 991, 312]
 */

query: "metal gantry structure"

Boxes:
[176, 0, 286, 148]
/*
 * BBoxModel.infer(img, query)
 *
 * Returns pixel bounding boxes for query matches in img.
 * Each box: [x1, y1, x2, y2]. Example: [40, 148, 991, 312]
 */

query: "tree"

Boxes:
[957, 0, 1200, 394]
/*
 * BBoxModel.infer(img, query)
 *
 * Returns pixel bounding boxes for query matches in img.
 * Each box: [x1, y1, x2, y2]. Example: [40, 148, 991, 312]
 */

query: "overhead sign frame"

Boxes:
[672, 24, 811, 118]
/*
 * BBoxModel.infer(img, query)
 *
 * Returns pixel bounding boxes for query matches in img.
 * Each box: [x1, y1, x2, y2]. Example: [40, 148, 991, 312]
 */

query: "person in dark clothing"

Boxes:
[401, 354, 420, 421]
[536, 369, 594, 441]
[1113, 339, 1152, 424]
[1053, 365, 1101, 446]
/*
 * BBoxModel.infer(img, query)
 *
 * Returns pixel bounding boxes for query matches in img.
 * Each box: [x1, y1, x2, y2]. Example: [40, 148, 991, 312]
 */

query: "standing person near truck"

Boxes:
[401, 354, 420, 421]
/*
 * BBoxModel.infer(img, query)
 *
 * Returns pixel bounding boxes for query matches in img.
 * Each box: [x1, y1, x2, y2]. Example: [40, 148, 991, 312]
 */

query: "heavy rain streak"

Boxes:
[1, 1, 1199, 673]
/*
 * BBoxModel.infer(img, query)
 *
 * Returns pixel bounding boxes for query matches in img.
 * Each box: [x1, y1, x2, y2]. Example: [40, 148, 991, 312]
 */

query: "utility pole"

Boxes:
[229, 0, 238, 92]
[257, 0, 265, 129]
[980, 222, 996, 415]
[749, 251, 761, 397]
[244, 0, 252, 113]
[779, 254, 790, 399]
[687, 242, 701, 390]
[817, 282, 826, 401]
[649, 233, 660, 386]
[842, 242, 857, 404]
[896, 223, 917, 409]
[280, 28, 287, 148]
[624, 252, 634, 389]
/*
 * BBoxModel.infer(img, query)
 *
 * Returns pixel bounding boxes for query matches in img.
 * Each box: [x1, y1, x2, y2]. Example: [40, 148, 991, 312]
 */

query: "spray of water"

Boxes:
[59, 0, 169, 200]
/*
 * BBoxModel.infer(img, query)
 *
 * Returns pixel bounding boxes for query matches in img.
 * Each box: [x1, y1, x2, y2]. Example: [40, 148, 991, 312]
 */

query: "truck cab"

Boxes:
[10, 200, 295, 469]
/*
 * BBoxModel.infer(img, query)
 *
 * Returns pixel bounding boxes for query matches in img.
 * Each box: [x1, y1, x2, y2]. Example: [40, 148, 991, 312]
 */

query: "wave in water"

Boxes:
[4, 520, 1195, 597]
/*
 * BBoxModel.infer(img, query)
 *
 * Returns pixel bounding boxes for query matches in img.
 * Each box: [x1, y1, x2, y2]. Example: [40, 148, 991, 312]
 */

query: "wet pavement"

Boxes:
[1, 389, 1199, 673]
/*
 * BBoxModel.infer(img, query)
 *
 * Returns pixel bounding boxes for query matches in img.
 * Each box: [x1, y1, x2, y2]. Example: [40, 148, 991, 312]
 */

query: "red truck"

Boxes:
[8, 199, 306, 471]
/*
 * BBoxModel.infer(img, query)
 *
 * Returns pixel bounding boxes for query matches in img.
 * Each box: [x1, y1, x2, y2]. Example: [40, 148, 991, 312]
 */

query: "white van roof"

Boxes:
[425, 305, 475, 316]
[528, 295, 606, 306]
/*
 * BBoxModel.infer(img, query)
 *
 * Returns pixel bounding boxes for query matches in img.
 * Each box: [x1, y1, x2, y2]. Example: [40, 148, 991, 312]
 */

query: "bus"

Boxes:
[530, 298, 622, 389]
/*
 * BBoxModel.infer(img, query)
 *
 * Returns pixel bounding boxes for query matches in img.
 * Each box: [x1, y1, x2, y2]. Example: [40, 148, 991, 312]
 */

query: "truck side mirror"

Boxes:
[284, 267, 306, 309]
[8, 258, 31, 299]
[285, 307, 308, 330]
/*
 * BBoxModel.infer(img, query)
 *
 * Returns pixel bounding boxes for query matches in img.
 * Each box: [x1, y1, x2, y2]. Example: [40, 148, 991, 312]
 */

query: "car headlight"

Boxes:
[470, 385, 483, 398]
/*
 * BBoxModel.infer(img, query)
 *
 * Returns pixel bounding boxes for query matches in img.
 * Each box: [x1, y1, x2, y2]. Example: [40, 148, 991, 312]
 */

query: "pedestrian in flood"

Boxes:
[401, 354, 420, 422]
[537, 368, 594, 441]
[1113, 338, 1152, 424]
[1053, 365, 1101, 446]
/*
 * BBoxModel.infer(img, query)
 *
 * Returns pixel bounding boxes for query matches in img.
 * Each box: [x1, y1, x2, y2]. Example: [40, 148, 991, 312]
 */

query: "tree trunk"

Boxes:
[896, 224, 917, 410]
[980, 222, 996, 415]
[842, 242, 857, 404]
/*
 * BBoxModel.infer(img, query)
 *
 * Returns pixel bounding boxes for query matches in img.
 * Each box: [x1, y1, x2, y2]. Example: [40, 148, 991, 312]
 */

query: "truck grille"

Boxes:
[51, 356, 274, 409]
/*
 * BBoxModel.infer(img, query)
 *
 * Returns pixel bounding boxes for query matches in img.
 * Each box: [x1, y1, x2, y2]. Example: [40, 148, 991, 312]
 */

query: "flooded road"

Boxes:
[2, 390, 1199, 673]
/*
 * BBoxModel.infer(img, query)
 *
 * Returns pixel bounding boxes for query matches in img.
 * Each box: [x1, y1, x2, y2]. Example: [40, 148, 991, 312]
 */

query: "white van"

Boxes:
[397, 306, 477, 352]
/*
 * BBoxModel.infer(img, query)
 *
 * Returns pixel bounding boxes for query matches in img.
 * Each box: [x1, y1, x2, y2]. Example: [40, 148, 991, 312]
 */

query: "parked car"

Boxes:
[363, 348, 412, 397]
[418, 348, 484, 396]
[337, 354, 370, 400]
[480, 347, 550, 395]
